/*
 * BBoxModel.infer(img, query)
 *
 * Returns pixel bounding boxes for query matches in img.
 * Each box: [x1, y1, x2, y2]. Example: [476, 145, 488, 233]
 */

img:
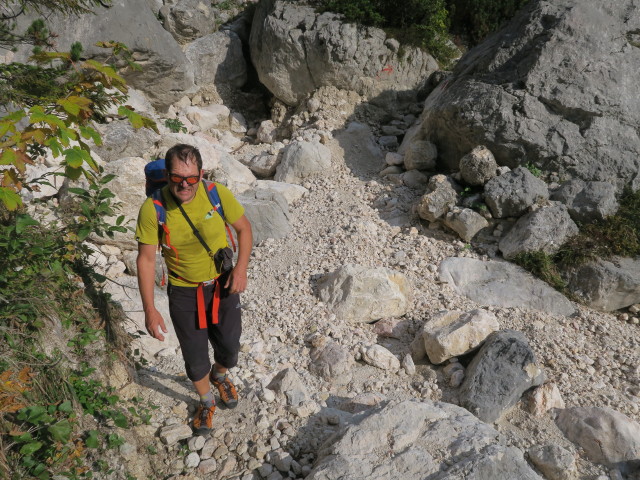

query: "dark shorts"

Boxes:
[168, 270, 242, 382]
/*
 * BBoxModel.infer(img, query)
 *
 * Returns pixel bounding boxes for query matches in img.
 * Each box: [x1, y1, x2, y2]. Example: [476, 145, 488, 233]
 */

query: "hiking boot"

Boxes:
[210, 373, 238, 409]
[192, 403, 215, 436]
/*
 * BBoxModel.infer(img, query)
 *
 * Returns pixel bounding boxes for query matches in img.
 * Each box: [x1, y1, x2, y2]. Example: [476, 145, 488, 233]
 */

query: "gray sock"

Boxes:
[199, 391, 214, 408]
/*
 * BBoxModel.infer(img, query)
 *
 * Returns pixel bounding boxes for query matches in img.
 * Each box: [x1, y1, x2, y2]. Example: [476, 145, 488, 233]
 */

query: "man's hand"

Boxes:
[225, 266, 247, 294]
[145, 308, 168, 341]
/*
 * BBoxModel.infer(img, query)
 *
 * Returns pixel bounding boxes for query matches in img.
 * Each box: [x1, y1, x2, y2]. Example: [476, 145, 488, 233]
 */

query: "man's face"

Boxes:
[166, 160, 202, 204]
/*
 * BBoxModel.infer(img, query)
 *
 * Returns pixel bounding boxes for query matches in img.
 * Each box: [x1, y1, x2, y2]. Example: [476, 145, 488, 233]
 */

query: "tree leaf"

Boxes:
[65, 165, 82, 181]
[112, 411, 128, 428]
[67, 187, 89, 196]
[77, 225, 92, 241]
[0, 148, 16, 165]
[19, 441, 43, 455]
[57, 96, 92, 117]
[99, 174, 116, 184]
[79, 126, 102, 146]
[85, 430, 99, 448]
[48, 419, 72, 443]
[15, 214, 39, 234]
[64, 147, 90, 168]
[83, 59, 125, 84]
[58, 401, 73, 413]
[0, 188, 22, 210]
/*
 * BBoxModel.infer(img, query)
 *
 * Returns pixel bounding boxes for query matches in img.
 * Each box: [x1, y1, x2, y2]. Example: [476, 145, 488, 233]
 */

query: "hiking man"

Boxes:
[135, 143, 252, 435]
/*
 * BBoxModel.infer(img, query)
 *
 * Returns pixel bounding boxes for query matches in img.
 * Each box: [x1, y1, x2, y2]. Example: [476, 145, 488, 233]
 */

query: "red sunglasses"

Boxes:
[168, 173, 200, 185]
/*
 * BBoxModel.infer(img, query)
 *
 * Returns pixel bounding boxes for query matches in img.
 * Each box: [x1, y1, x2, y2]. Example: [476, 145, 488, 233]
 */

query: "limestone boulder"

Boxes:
[438, 257, 575, 316]
[527, 445, 577, 480]
[555, 406, 640, 473]
[242, 152, 279, 178]
[459, 330, 546, 423]
[249, 0, 439, 107]
[498, 203, 578, 259]
[403, 140, 438, 171]
[274, 141, 331, 184]
[254, 180, 308, 207]
[565, 256, 640, 311]
[185, 31, 248, 89]
[484, 167, 549, 218]
[183, 105, 231, 133]
[317, 265, 411, 323]
[550, 179, 619, 224]
[416, 175, 459, 222]
[401, 0, 640, 193]
[93, 120, 160, 164]
[444, 207, 489, 242]
[307, 400, 542, 480]
[420, 309, 500, 365]
[25, 0, 195, 110]
[360, 345, 400, 372]
[237, 189, 291, 244]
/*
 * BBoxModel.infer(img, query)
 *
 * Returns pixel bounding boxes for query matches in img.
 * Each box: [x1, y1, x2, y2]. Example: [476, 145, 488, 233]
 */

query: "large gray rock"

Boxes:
[484, 167, 549, 218]
[159, 0, 216, 44]
[238, 189, 291, 244]
[565, 256, 640, 311]
[550, 179, 619, 224]
[498, 203, 579, 259]
[30, 0, 195, 110]
[93, 120, 160, 163]
[403, 140, 438, 171]
[307, 399, 542, 480]
[459, 330, 546, 423]
[249, 0, 439, 106]
[316, 265, 411, 323]
[401, 0, 640, 192]
[185, 31, 248, 89]
[274, 141, 331, 184]
[438, 257, 576, 316]
[254, 180, 308, 207]
[555, 407, 640, 474]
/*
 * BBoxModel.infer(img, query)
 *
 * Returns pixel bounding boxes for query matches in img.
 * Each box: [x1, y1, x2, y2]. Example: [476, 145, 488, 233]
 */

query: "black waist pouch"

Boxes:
[213, 247, 234, 273]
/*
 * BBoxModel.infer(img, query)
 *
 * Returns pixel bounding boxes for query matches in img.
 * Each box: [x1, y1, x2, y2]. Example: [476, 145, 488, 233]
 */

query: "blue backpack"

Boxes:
[144, 159, 236, 262]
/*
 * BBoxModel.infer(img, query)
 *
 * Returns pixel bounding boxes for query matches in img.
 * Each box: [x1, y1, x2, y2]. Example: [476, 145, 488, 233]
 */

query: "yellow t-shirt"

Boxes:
[135, 182, 245, 287]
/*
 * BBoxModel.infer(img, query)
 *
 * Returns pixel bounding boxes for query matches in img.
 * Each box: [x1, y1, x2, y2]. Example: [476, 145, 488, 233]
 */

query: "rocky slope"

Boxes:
[13, 0, 640, 478]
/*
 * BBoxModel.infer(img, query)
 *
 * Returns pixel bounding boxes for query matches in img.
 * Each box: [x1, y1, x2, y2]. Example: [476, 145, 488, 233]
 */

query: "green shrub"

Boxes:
[446, 0, 530, 45]
[513, 250, 566, 292]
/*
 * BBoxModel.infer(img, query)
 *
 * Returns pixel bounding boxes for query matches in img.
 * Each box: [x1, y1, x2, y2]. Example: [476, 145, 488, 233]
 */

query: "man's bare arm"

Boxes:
[137, 243, 167, 341]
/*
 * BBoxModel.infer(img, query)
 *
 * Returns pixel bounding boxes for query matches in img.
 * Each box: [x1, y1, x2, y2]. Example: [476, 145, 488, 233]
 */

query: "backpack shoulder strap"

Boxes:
[202, 180, 236, 252]
[203, 180, 226, 222]
[151, 188, 166, 225]
[151, 188, 179, 263]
